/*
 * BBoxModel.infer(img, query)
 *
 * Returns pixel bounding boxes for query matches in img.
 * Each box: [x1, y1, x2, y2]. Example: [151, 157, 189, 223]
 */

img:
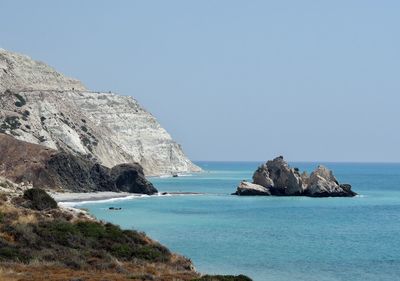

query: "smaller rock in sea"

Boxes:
[233, 181, 271, 196]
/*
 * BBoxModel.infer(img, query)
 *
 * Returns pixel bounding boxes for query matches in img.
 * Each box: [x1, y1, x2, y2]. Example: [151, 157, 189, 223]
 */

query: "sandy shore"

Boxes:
[50, 192, 134, 203]
[50, 191, 204, 204]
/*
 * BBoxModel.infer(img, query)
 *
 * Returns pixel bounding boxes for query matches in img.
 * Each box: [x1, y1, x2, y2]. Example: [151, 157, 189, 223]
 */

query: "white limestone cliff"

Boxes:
[0, 49, 201, 176]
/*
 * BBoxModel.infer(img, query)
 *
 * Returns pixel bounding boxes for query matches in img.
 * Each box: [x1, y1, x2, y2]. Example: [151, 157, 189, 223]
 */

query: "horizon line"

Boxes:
[193, 160, 400, 164]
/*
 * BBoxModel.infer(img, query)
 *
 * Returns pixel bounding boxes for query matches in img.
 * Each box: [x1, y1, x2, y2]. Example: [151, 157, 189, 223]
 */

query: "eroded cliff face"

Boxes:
[0, 49, 201, 176]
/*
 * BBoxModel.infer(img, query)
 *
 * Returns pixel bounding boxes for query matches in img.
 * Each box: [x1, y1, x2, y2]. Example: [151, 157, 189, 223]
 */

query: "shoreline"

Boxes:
[50, 191, 204, 206]
[50, 191, 134, 203]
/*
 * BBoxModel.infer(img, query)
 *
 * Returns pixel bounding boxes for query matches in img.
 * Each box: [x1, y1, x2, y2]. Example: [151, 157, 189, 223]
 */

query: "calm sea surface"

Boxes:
[76, 162, 400, 281]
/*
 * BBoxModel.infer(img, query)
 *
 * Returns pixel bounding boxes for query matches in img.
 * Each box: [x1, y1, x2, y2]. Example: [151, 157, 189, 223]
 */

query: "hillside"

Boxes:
[0, 182, 251, 281]
[0, 186, 198, 281]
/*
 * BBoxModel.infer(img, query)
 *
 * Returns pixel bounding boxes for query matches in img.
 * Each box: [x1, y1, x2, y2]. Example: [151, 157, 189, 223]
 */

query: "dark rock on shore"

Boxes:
[234, 156, 356, 197]
[0, 133, 157, 194]
[111, 163, 157, 194]
[45, 152, 115, 192]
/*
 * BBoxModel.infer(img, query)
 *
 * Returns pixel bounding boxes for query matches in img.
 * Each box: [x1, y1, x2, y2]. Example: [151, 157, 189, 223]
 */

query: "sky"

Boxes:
[1, 0, 399, 162]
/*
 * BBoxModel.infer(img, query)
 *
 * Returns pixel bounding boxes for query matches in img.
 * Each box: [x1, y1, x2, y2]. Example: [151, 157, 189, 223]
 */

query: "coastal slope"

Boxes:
[0, 186, 198, 281]
[0, 49, 201, 176]
[0, 180, 252, 281]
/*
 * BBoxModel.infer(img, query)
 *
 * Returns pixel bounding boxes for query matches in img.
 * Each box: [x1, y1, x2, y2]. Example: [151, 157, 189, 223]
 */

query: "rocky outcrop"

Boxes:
[305, 165, 357, 197]
[0, 49, 201, 176]
[111, 163, 158, 194]
[233, 181, 271, 196]
[252, 165, 274, 189]
[234, 156, 356, 197]
[0, 133, 157, 194]
[253, 156, 305, 195]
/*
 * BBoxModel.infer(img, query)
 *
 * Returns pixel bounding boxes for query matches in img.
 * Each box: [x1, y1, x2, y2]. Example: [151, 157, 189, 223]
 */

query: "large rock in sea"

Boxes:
[233, 181, 271, 196]
[253, 156, 304, 195]
[0, 133, 157, 194]
[0, 49, 201, 176]
[234, 156, 356, 197]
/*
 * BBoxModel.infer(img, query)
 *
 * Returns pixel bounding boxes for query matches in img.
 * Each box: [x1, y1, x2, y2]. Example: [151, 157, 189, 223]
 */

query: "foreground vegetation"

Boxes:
[0, 188, 252, 281]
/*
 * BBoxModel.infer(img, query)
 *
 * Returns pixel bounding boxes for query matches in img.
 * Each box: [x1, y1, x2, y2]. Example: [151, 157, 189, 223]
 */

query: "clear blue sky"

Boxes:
[1, 0, 399, 162]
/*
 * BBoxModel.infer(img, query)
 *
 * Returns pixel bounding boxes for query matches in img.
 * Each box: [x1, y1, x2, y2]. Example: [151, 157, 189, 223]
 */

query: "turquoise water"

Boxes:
[76, 162, 400, 281]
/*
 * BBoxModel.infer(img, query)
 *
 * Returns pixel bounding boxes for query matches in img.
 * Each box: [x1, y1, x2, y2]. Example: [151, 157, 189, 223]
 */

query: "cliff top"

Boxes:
[0, 48, 85, 92]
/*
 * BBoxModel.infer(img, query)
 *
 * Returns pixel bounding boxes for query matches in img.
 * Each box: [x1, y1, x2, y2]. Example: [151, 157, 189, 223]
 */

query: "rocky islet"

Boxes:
[234, 156, 356, 197]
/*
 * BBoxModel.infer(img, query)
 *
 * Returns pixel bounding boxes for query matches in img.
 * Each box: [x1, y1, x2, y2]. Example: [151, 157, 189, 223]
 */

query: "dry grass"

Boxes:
[14, 213, 37, 225]
[0, 199, 38, 224]
[0, 202, 17, 213]
[1, 262, 198, 281]
[0, 231, 15, 243]
[0, 267, 18, 281]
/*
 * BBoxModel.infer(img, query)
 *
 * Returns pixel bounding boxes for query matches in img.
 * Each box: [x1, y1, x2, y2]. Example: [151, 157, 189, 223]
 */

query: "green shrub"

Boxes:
[2, 116, 21, 130]
[1, 213, 172, 268]
[111, 244, 132, 259]
[132, 244, 170, 262]
[76, 221, 105, 239]
[0, 212, 4, 223]
[104, 223, 125, 239]
[13, 93, 26, 107]
[122, 229, 148, 245]
[23, 188, 58, 211]
[0, 247, 29, 262]
[0, 181, 12, 189]
[22, 110, 30, 120]
[35, 220, 82, 248]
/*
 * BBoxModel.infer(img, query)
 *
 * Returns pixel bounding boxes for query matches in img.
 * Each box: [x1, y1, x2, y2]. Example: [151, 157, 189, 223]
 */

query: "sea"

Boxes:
[74, 162, 400, 281]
